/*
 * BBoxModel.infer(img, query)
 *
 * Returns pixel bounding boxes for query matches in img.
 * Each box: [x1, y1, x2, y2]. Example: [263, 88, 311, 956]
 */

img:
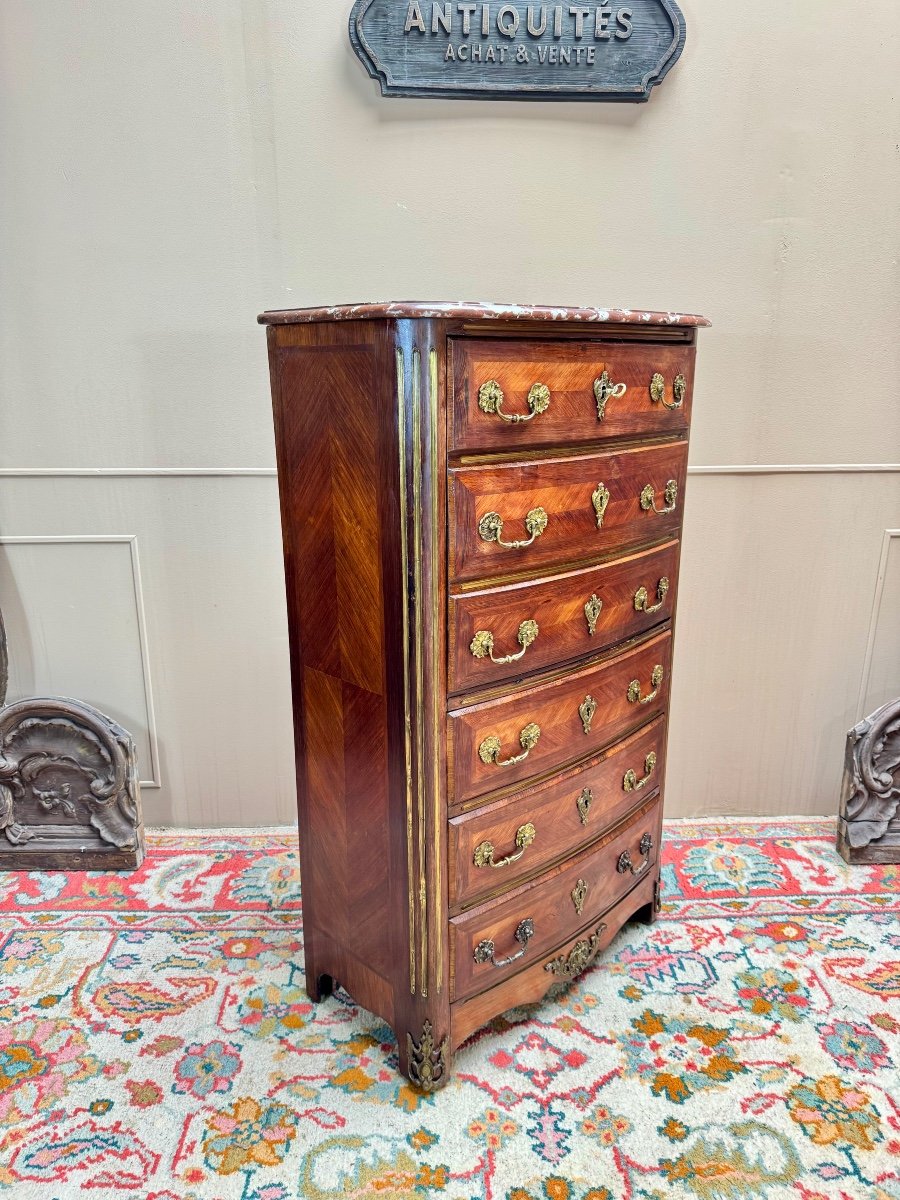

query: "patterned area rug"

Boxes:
[0, 818, 898, 1200]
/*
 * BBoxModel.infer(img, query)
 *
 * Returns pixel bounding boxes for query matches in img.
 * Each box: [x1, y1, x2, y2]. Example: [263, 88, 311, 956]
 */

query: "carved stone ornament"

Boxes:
[0, 614, 145, 869]
[407, 1019, 449, 1092]
[837, 696, 900, 864]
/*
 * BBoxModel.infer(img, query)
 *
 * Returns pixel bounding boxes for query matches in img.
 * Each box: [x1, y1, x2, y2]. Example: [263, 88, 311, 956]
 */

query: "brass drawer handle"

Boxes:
[478, 379, 550, 424]
[627, 664, 664, 705]
[479, 506, 548, 549]
[584, 593, 603, 636]
[623, 751, 657, 793]
[576, 787, 593, 825]
[473, 822, 536, 869]
[649, 372, 686, 410]
[634, 577, 670, 614]
[593, 371, 627, 421]
[474, 918, 534, 968]
[544, 923, 608, 979]
[579, 694, 597, 735]
[470, 620, 538, 665]
[640, 480, 678, 515]
[591, 483, 610, 528]
[617, 831, 654, 876]
[479, 722, 541, 767]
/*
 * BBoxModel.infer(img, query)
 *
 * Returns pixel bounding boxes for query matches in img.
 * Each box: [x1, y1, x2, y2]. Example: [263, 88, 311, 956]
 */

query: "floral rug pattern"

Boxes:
[0, 818, 898, 1199]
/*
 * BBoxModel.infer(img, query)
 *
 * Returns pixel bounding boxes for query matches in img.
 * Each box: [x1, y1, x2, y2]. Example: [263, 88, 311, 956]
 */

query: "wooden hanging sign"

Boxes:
[348, 1, 686, 101]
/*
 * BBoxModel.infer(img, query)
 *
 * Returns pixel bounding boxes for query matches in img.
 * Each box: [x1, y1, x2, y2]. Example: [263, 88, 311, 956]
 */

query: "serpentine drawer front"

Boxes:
[449, 440, 688, 584]
[450, 338, 695, 453]
[450, 793, 662, 1003]
[449, 539, 680, 694]
[261, 300, 707, 1090]
[448, 716, 666, 908]
[448, 629, 672, 806]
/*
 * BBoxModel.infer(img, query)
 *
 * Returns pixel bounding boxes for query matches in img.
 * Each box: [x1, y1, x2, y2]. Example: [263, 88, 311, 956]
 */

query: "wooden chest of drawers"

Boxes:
[260, 301, 708, 1090]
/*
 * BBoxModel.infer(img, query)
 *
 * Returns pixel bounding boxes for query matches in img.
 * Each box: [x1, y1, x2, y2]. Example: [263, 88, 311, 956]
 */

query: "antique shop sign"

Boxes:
[349, 1, 686, 100]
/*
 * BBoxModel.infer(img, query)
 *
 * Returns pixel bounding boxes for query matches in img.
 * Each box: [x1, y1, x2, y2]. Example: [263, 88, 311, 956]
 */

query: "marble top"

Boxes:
[258, 301, 711, 327]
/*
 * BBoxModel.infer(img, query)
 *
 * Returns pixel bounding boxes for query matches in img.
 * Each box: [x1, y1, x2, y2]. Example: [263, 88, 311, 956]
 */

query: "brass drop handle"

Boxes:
[479, 507, 548, 549]
[627, 664, 664, 705]
[640, 480, 678, 516]
[479, 722, 541, 768]
[650, 372, 686, 410]
[473, 822, 536, 869]
[474, 918, 535, 968]
[470, 620, 538, 665]
[634, 577, 670, 614]
[593, 371, 627, 421]
[623, 751, 657, 793]
[617, 832, 654, 876]
[478, 379, 550, 424]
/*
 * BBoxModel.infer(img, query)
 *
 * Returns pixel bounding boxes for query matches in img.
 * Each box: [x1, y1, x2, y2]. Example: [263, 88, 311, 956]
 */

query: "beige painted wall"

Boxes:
[1, 1, 898, 824]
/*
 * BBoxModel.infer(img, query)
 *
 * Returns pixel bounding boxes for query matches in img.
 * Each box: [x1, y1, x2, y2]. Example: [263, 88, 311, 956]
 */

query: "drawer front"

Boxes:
[450, 794, 662, 1001]
[449, 440, 688, 584]
[449, 717, 666, 909]
[449, 540, 680, 695]
[450, 338, 695, 453]
[448, 630, 671, 806]
[450, 866, 656, 1049]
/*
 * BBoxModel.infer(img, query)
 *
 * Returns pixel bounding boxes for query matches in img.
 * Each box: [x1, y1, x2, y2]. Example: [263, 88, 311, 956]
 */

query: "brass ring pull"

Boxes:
[479, 506, 548, 549]
[634, 577, 670, 614]
[470, 620, 538, 665]
[592, 484, 610, 529]
[640, 480, 678, 516]
[544, 923, 608, 979]
[593, 371, 627, 421]
[479, 722, 541, 767]
[478, 379, 550, 424]
[474, 822, 536, 869]
[623, 751, 657, 793]
[650, 372, 686, 410]
[627, 664, 664, 705]
[617, 832, 654, 876]
[474, 918, 535, 968]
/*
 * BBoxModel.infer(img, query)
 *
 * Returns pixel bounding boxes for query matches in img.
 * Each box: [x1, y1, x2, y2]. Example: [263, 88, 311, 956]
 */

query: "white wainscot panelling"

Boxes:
[858, 530, 900, 718]
[0, 536, 159, 786]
